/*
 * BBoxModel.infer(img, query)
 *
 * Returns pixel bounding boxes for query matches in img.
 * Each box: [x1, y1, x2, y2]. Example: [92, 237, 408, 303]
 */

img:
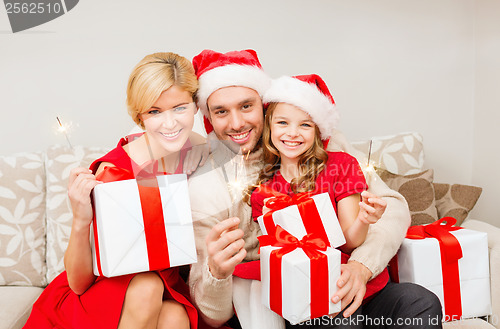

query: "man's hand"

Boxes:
[206, 217, 247, 279]
[331, 260, 372, 317]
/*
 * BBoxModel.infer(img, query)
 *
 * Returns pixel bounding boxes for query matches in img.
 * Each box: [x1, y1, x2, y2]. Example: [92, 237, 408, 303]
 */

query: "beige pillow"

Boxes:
[0, 152, 47, 287]
[45, 145, 108, 283]
[433, 183, 482, 226]
[351, 132, 424, 175]
[377, 168, 438, 226]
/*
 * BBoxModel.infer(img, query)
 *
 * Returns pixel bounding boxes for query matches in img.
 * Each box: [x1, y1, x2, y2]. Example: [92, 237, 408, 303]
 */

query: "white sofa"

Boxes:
[0, 134, 498, 329]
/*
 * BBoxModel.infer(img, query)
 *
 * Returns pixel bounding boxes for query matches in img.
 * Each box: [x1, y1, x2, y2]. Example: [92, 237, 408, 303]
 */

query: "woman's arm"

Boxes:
[184, 132, 210, 174]
[64, 163, 109, 295]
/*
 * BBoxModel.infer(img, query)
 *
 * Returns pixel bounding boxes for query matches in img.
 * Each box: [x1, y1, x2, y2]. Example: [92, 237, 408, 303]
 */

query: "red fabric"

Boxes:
[192, 49, 263, 79]
[235, 151, 388, 300]
[23, 134, 207, 329]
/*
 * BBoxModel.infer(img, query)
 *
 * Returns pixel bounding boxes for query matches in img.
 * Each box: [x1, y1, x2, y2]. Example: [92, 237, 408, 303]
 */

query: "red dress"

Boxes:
[235, 152, 389, 301]
[24, 134, 199, 329]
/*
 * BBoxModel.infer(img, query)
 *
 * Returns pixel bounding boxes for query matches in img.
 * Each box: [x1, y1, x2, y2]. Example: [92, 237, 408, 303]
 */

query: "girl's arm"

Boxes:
[64, 163, 108, 295]
[337, 191, 387, 253]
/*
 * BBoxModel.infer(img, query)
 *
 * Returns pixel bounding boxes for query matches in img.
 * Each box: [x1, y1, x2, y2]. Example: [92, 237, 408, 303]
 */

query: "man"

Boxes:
[188, 49, 442, 329]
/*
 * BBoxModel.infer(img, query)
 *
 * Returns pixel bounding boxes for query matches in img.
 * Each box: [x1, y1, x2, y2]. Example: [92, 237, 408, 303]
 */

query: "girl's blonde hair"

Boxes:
[245, 102, 329, 202]
[127, 52, 198, 128]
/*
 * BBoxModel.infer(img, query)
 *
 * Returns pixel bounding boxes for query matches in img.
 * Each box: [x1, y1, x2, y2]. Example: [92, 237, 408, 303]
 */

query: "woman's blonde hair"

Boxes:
[245, 102, 329, 202]
[127, 52, 198, 128]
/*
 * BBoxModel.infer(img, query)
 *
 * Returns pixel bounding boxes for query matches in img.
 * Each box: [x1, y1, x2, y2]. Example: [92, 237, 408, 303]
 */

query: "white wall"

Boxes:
[471, 0, 500, 225]
[0, 0, 497, 226]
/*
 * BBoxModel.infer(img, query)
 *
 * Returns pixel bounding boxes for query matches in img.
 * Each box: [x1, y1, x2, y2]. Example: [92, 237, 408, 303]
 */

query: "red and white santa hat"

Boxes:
[263, 74, 339, 141]
[192, 49, 271, 133]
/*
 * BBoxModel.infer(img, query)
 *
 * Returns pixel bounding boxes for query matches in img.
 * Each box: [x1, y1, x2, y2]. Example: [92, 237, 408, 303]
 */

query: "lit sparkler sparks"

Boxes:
[56, 116, 73, 149]
[227, 154, 253, 200]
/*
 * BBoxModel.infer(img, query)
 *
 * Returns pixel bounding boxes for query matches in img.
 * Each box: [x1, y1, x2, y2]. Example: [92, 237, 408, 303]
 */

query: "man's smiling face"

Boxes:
[207, 86, 264, 154]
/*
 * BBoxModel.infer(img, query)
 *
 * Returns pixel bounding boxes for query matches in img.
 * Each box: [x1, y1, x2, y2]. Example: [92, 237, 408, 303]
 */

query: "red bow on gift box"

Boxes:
[256, 185, 331, 247]
[259, 226, 331, 320]
[391, 217, 464, 320]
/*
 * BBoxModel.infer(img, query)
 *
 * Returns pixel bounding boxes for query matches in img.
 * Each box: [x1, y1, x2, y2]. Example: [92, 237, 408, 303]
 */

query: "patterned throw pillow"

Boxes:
[351, 132, 424, 175]
[433, 183, 482, 226]
[377, 168, 438, 226]
[0, 152, 47, 287]
[45, 145, 108, 283]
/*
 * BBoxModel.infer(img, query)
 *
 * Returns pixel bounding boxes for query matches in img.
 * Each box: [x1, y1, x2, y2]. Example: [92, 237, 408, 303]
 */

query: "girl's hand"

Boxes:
[183, 142, 210, 175]
[357, 191, 387, 225]
[67, 167, 101, 229]
[262, 197, 272, 215]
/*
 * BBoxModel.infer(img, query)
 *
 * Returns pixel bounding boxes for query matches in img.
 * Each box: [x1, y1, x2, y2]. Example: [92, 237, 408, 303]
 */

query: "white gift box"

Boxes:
[397, 228, 491, 320]
[260, 245, 341, 324]
[91, 174, 197, 277]
[257, 193, 346, 248]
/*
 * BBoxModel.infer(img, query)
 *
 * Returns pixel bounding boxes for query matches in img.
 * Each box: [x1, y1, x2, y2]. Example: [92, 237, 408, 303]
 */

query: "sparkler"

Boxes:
[56, 116, 73, 149]
[227, 153, 253, 200]
[365, 139, 375, 175]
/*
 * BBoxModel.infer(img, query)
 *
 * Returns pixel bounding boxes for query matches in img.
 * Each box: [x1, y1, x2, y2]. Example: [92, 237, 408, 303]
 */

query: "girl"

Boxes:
[24, 52, 208, 329]
[250, 74, 387, 328]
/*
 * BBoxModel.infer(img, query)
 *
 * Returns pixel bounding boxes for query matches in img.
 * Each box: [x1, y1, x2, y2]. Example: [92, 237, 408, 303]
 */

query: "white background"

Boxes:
[0, 0, 499, 227]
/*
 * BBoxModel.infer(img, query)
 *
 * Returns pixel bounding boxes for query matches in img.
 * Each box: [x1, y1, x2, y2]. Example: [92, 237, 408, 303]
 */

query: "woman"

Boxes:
[24, 52, 207, 329]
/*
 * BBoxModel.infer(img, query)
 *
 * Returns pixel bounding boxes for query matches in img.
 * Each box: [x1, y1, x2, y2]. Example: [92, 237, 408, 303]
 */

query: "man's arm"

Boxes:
[188, 155, 248, 327]
[327, 129, 411, 317]
[189, 213, 244, 327]
[327, 129, 411, 276]
[348, 174, 410, 276]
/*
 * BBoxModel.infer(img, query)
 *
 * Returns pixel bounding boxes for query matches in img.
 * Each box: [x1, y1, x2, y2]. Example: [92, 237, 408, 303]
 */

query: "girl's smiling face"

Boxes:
[270, 102, 316, 164]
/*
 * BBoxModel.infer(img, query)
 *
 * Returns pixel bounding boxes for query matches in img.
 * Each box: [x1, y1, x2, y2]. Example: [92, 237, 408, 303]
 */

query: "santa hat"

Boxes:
[192, 49, 271, 133]
[263, 74, 339, 142]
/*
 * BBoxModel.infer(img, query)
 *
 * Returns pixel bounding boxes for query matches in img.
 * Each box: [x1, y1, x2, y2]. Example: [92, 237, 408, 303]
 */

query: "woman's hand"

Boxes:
[67, 167, 101, 229]
[357, 191, 387, 225]
[183, 142, 210, 175]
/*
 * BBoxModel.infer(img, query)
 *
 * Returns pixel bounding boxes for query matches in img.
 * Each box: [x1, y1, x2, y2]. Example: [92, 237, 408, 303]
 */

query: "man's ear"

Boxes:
[206, 109, 213, 123]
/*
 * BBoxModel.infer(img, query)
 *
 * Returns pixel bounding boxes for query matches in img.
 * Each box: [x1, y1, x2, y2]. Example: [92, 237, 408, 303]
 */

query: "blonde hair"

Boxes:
[126, 52, 198, 128]
[245, 102, 328, 202]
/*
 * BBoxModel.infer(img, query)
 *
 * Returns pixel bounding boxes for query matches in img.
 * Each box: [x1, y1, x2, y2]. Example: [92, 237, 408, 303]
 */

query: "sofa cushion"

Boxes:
[45, 145, 108, 283]
[376, 168, 438, 226]
[351, 132, 424, 175]
[0, 152, 47, 287]
[0, 286, 44, 329]
[434, 183, 482, 227]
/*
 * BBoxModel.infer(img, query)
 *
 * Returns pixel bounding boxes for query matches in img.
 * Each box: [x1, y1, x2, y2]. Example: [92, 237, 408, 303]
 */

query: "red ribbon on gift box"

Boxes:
[391, 217, 463, 320]
[92, 163, 170, 276]
[259, 226, 330, 320]
[256, 185, 331, 248]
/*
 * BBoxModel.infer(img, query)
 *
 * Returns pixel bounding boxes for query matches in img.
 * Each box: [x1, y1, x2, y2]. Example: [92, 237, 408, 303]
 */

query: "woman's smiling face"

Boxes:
[139, 85, 196, 157]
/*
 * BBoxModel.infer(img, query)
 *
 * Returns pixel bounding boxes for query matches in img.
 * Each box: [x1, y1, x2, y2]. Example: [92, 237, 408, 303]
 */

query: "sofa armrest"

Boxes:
[461, 219, 500, 328]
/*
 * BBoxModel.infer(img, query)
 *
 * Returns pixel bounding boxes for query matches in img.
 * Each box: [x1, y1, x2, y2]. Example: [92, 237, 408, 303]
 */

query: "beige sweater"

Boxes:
[188, 131, 411, 325]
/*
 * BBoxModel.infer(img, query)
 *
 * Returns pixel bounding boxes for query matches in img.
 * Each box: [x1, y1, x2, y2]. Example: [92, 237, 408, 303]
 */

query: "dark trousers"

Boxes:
[285, 282, 443, 329]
